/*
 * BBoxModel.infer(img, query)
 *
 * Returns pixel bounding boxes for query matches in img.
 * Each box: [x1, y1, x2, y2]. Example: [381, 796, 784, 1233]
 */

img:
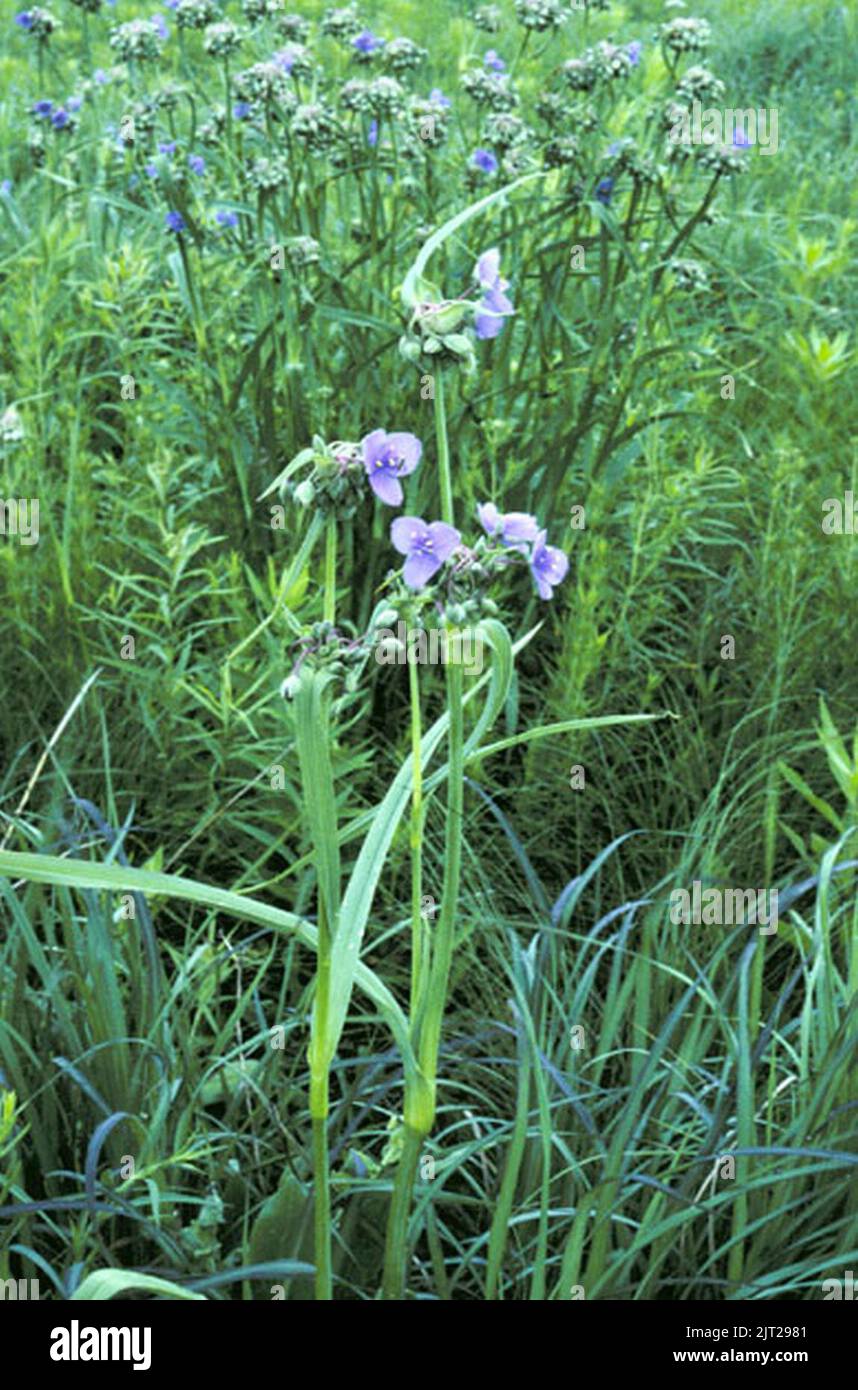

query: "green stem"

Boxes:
[381, 1125, 424, 1300]
[310, 897, 333, 1301]
[324, 516, 337, 624]
[434, 371, 454, 527]
[408, 655, 424, 1026]
[417, 660, 464, 1086]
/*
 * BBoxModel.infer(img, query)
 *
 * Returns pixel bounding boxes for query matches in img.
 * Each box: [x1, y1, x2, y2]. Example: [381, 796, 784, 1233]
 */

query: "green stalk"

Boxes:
[324, 515, 337, 625]
[434, 371, 454, 526]
[381, 1125, 424, 1300]
[408, 655, 425, 1024]
[310, 896, 333, 1301]
[417, 659, 464, 1088]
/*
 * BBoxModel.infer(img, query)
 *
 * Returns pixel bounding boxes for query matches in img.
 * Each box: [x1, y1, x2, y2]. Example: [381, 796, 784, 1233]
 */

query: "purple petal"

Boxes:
[475, 248, 501, 288]
[481, 284, 514, 316]
[369, 471, 404, 506]
[385, 431, 422, 474]
[426, 522, 461, 562]
[391, 516, 427, 555]
[501, 512, 539, 546]
[403, 550, 443, 589]
[477, 502, 501, 536]
[362, 428, 388, 470]
[475, 309, 507, 340]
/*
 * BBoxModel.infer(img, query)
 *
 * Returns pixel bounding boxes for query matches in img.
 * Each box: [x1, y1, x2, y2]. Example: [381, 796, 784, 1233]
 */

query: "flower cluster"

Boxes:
[109, 19, 164, 62]
[203, 20, 243, 57]
[659, 16, 711, 57]
[175, 0, 219, 31]
[514, 0, 565, 32]
[14, 8, 59, 40]
[234, 61, 295, 105]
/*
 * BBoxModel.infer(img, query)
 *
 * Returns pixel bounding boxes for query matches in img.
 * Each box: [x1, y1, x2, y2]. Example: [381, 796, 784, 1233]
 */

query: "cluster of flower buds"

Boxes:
[514, 0, 566, 32]
[202, 20, 244, 58]
[234, 61, 296, 106]
[277, 436, 368, 519]
[109, 18, 164, 62]
[400, 298, 477, 374]
[281, 619, 371, 697]
[659, 16, 712, 57]
[175, 0, 219, 31]
[461, 68, 520, 111]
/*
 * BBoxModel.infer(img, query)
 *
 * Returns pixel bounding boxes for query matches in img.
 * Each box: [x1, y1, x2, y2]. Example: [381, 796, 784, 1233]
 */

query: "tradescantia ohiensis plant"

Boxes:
[263, 185, 662, 1300]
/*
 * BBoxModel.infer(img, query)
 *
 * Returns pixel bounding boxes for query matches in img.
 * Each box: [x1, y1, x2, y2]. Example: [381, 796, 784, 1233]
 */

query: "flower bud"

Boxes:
[280, 674, 302, 700]
[293, 478, 315, 506]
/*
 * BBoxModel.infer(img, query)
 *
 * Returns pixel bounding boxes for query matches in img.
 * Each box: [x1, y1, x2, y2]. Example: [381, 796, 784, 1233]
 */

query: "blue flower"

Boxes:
[363, 429, 423, 507]
[472, 147, 498, 174]
[428, 87, 451, 108]
[474, 247, 515, 340]
[165, 210, 186, 233]
[15, 13, 34, 29]
[93, 68, 109, 85]
[627, 40, 643, 66]
[390, 516, 461, 590]
[233, 101, 251, 119]
[67, 95, 83, 112]
[215, 209, 238, 227]
[530, 530, 569, 600]
[596, 177, 614, 205]
[188, 154, 205, 174]
[1, 180, 12, 196]
[477, 503, 538, 552]
[158, 140, 176, 155]
[51, 109, 70, 129]
[144, 162, 159, 177]
[367, 118, 379, 147]
[483, 49, 505, 72]
[32, 99, 53, 118]
[352, 28, 384, 55]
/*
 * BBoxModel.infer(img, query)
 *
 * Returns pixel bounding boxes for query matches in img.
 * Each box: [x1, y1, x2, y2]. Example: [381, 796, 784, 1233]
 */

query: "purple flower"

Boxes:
[67, 95, 83, 111]
[15, 13, 34, 29]
[596, 177, 614, 205]
[164, 0, 180, 8]
[93, 68, 109, 85]
[1, 180, 12, 195]
[51, 108, 70, 129]
[363, 429, 422, 507]
[215, 208, 238, 227]
[151, 14, 169, 39]
[477, 502, 539, 552]
[367, 118, 378, 147]
[158, 140, 176, 155]
[275, 46, 296, 72]
[472, 148, 498, 174]
[627, 40, 643, 66]
[233, 101, 251, 119]
[391, 516, 461, 590]
[32, 99, 53, 118]
[188, 153, 205, 174]
[352, 28, 384, 54]
[483, 49, 505, 72]
[165, 210, 186, 233]
[145, 162, 159, 177]
[474, 247, 515, 340]
[429, 87, 451, 108]
[530, 530, 569, 600]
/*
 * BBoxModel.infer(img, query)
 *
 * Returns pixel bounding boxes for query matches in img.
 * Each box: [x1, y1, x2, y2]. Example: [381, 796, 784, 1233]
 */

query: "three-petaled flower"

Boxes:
[474, 248, 515, 340]
[363, 429, 422, 506]
[477, 502, 538, 551]
[530, 530, 569, 599]
[391, 516, 461, 589]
